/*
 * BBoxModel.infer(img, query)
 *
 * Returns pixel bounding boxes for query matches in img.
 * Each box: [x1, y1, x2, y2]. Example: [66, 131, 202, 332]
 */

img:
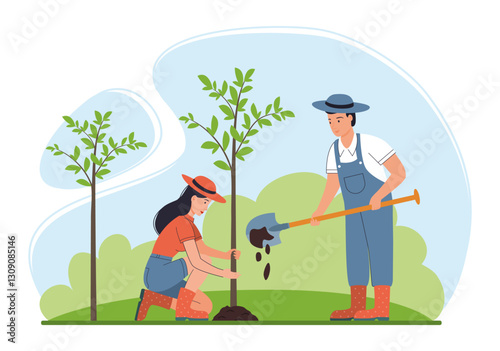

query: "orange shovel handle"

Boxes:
[289, 189, 420, 228]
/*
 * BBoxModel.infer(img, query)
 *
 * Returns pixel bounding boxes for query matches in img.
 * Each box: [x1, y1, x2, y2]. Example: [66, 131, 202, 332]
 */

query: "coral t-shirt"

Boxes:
[152, 215, 202, 257]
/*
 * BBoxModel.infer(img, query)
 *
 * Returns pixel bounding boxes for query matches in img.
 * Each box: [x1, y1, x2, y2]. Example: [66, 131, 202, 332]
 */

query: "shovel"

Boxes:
[246, 189, 420, 248]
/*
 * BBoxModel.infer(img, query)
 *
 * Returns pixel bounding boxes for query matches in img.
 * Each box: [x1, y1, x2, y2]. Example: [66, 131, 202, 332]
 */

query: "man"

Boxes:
[311, 94, 406, 321]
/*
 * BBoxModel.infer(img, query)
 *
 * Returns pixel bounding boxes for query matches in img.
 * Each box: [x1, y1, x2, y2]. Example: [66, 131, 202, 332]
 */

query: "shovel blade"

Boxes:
[246, 213, 283, 247]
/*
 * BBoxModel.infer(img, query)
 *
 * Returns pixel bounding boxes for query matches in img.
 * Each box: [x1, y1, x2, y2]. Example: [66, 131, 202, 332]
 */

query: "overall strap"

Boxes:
[354, 133, 364, 162]
[333, 139, 341, 167]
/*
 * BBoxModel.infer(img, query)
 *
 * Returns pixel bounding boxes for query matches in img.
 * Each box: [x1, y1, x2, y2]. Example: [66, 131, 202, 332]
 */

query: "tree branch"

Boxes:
[78, 127, 95, 148]
[95, 143, 133, 174]
[59, 150, 92, 184]
[236, 112, 275, 154]
[191, 119, 232, 168]
[213, 88, 235, 117]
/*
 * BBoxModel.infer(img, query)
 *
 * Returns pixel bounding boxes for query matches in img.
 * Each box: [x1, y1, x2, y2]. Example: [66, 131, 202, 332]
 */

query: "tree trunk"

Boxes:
[90, 164, 97, 321]
[230, 145, 237, 306]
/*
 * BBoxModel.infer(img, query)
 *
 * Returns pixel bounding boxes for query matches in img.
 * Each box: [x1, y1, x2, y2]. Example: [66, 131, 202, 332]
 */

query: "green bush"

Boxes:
[40, 172, 444, 320]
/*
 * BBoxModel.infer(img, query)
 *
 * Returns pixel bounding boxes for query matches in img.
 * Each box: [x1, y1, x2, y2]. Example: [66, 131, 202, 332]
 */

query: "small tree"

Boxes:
[45, 110, 147, 321]
[179, 68, 294, 307]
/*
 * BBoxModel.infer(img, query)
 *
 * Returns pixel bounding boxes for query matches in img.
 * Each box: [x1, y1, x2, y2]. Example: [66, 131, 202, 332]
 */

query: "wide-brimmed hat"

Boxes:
[182, 174, 226, 203]
[312, 94, 370, 114]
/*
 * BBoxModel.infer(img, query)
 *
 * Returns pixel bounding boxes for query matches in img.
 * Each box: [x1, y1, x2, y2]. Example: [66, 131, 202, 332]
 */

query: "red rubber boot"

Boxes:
[354, 285, 391, 321]
[175, 287, 209, 321]
[135, 289, 173, 321]
[330, 285, 367, 320]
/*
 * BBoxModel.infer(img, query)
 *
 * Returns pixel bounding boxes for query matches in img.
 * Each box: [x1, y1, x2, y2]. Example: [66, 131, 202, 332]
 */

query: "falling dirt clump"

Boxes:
[256, 252, 262, 262]
[249, 227, 274, 248]
[212, 306, 259, 321]
[263, 263, 271, 280]
[265, 244, 270, 255]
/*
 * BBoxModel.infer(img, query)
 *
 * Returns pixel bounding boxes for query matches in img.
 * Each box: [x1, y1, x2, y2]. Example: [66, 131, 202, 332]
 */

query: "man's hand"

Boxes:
[310, 210, 324, 226]
[226, 249, 241, 260]
[370, 194, 383, 210]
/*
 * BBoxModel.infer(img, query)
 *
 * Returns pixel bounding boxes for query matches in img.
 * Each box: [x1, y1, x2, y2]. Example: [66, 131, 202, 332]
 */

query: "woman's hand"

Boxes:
[222, 269, 240, 279]
[226, 249, 241, 260]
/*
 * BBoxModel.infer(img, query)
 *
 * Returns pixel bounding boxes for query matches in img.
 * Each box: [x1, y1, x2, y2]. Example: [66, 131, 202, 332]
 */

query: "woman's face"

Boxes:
[191, 196, 212, 216]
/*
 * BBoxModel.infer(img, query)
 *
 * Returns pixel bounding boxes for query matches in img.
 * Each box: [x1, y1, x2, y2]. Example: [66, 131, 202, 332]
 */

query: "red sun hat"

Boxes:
[182, 174, 226, 203]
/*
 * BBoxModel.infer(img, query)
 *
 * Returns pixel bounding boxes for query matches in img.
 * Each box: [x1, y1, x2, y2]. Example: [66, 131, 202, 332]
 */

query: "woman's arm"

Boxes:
[197, 240, 241, 260]
[183, 239, 239, 278]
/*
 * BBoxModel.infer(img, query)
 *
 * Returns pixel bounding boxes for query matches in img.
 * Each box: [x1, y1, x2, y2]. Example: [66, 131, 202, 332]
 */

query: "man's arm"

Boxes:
[311, 173, 340, 226]
[370, 154, 406, 210]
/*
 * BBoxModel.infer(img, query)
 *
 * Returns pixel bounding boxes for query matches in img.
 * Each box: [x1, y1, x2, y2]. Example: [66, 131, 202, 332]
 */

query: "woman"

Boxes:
[135, 174, 240, 321]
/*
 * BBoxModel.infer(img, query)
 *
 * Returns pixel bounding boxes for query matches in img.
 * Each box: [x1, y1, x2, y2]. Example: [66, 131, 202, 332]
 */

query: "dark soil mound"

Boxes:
[212, 306, 259, 321]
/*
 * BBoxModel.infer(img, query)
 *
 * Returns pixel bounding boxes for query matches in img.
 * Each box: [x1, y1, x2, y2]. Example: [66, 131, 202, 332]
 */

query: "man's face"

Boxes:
[327, 113, 353, 137]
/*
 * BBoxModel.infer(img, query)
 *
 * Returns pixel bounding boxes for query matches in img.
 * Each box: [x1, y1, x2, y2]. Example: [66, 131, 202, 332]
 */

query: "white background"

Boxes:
[1, 0, 499, 350]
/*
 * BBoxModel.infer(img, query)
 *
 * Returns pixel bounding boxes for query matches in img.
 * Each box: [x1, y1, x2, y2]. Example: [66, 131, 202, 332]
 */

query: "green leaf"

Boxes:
[272, 114, 282, 121]
[109, 137, 117, 148]
[210, 116, 218, 135]
[248, 129, 259, 136]
[213, 80, 217, 91]
[209, 92, 218, 98]
[129, 132, 135, 144]
[53, 151, 63, 156]
[214, 160, 231, 171]
[221, 81, 228, 95]
[63, 116, 74, 127]
[242, 85, 253, 93]
[127, 144, 136, 150]
[72, 128, 80, 133]
[261, 118, 272, 126]
[96, 169, 111, 180]
[107, 156, 116, 162]
[274, 97, 281, 112]
[76, 179, 91, 187]
[188, 123, 199, 129]
[188, 113, 194, 121]
[102, 144, 109, 156]
[46, 146, 54, 151]
[65, 165, 80, 174]
[121, 137, 127, 145]
[243, 114, 251, 129]
[201, 141, 219, 154]
[222, 131, 230, 151]
[95, 111, 103, 124]
[90, 124, 98, 137]
[116, 148, 127, 155]
[54, 144, 59, 149]
[84, 158, 90, 172]
[90, 153, 102, 166]
[230, 125, 242, 142]
[251, 103, 260, 118]
[229, 86, 238, 105]
[198, 75, 212, 90]
[97, 133, 106, 143]
[244, 68, 255, 82]
[238, 98, 248, 112]
[236, 147, 253, 160]
[281, 110, 295, 118]
[73, 146, 80, 160]
[219, 104, 233, 119]
[101, 124, 111, 129]
[235, 68, 244, 84]
[83, 120, 89, 131]
[179, 116, 189, 122]
[103, 111, 112, 121]
[265, 104, 272, 114]
[135, 142, 147, 148]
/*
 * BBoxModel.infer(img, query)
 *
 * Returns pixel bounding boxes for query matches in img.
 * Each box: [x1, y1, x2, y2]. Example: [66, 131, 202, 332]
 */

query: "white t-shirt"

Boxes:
[326, 134, 395, 182]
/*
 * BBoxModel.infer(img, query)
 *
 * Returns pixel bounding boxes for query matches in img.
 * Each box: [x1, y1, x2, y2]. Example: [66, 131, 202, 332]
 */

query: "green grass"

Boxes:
[43, 290, 440, 325]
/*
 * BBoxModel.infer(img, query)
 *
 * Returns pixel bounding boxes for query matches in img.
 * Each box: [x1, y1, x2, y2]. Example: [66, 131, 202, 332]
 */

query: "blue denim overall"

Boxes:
[334, 134, 393, 286]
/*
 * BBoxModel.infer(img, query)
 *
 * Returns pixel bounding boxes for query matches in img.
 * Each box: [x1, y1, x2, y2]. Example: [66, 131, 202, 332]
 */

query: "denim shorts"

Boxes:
[143, 254, 189, 298]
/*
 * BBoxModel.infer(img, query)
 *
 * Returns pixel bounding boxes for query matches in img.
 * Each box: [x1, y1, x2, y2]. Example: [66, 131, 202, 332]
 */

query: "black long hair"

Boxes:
[153, 185, 207, 235]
